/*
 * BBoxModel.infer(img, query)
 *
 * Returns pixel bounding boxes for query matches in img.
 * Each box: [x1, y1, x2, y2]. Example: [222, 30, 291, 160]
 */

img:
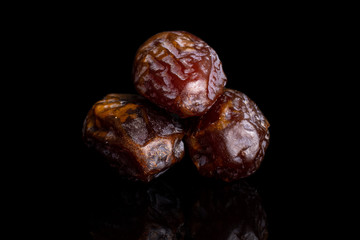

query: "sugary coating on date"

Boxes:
[133, 31, 227, 118]
[186, 89, 270, 181]
[83, 94, 185, 182]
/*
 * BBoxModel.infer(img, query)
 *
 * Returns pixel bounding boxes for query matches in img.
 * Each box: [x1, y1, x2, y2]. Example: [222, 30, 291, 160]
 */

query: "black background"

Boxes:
[29, 6, 348, 240]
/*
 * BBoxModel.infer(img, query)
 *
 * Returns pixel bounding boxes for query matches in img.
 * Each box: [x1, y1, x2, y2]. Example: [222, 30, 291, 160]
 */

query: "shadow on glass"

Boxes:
[87, 177, 268, 240]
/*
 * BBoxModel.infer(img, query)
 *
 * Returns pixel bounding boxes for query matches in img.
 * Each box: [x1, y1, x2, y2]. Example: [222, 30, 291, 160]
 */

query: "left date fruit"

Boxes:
[82, 93, 185, 182]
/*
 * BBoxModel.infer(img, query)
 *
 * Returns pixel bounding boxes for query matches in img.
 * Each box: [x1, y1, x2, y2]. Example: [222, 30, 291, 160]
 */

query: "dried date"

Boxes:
[133, 31, 227, 118]
[82, 93, 185, 182]
[186, 89, 270, 181]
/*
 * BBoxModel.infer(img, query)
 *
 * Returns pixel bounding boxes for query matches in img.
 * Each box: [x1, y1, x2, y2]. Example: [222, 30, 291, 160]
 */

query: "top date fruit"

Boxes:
[133, 31, 227, 118]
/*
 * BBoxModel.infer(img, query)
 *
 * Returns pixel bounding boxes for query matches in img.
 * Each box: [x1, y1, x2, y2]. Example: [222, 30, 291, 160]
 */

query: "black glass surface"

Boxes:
[52, 13, 329, 239]
[76, 149, 268, 239]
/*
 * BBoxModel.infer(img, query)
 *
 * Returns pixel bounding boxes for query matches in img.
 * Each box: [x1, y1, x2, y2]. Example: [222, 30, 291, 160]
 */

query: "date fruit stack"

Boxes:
[83, 31, 270, 182]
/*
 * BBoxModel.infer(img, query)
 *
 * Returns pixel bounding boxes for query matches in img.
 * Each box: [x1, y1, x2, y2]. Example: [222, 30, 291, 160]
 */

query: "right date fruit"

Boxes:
[83, 93, 185, 182]
[186, 89, 270, 182]
[133, 31, 227, 118]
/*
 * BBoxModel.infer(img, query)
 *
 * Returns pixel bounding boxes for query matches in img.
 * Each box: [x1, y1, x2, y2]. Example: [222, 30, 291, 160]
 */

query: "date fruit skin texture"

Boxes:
[82, 94, 185, 182]
[133, 31, 227, 118]
[186, 89, 270, 182]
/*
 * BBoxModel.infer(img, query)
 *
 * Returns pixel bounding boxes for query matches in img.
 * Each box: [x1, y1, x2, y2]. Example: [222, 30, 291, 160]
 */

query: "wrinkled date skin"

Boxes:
[186, 89, 270, 181]
[83, 94, 185, 182]
[133, 31, 227, 118]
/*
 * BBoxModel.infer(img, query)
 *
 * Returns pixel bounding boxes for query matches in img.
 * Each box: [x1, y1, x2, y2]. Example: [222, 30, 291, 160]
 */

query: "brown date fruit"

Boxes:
[82, 93, 185, 182]
[133, 31, 227, 118]
[186, 89, 270, 181]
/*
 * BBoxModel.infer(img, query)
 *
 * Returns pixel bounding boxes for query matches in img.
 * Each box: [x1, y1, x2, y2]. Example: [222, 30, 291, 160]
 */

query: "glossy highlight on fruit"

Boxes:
[133, 31, 227, 118]
[82, 93, 185, 182]
[186, 89, 270, 181]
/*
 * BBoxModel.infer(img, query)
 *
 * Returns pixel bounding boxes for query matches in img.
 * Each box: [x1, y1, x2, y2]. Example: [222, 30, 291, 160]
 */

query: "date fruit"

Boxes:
[186, 89, 270, 181]
[82, 93, 185, 182]
[133, 31, 227, 118]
